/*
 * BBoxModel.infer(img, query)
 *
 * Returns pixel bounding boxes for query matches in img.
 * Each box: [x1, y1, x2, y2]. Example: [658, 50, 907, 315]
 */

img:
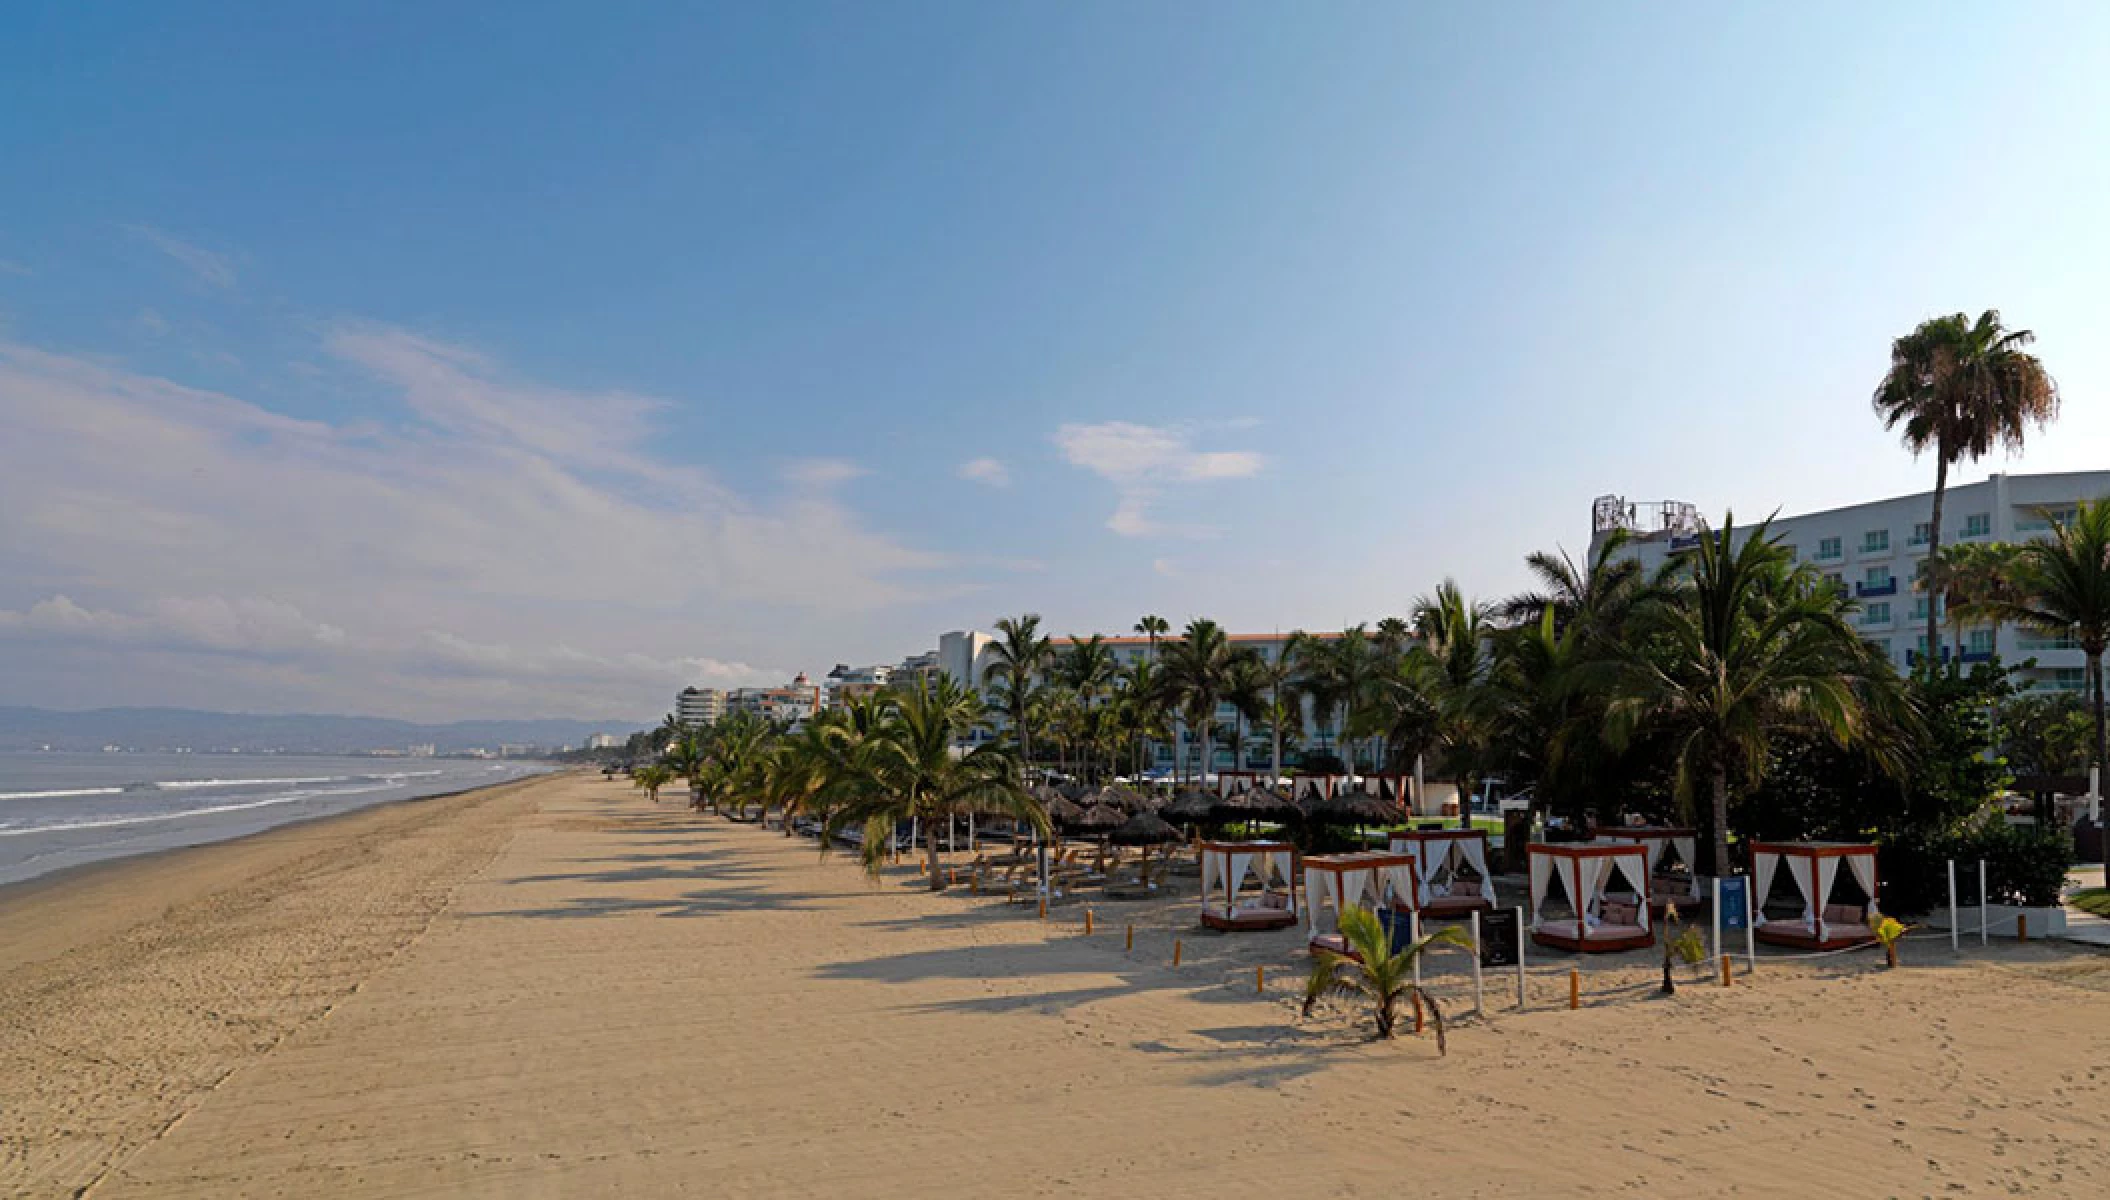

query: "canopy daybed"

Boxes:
[1288, 774, 1336, 806]
[1388, 829, 1496, 917]
[1302, 851, 1417, 957]
[1597, 826, 1705, 916]
[1198, 840, 1300, 931]
[1528, 842, 1654, 952]
[1214, 770, 1262, 797]
[1750, 842, 1879, 950]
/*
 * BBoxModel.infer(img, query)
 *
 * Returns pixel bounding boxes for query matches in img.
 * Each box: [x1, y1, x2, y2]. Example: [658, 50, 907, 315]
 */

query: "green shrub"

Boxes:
[1878, 816, 2073, 914]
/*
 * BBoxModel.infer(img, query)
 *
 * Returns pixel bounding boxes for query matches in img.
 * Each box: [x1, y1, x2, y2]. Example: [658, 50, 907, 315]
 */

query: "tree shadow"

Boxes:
[463, 885, 826, 920]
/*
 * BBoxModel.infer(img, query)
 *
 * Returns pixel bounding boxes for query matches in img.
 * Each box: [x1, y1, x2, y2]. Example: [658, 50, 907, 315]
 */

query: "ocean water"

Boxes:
[0, 752, 549, 886]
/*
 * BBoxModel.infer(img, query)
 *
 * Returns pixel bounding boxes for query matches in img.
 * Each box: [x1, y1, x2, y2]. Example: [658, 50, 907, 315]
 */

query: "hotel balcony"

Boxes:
[1854, 579, 1898, 598]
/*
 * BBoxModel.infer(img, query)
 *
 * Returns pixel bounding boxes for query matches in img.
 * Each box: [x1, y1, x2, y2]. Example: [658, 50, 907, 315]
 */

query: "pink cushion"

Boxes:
[1450, 878, 1481, 897]
[1601, 901, 1638, 925]
[1823, 903, 1863, 927]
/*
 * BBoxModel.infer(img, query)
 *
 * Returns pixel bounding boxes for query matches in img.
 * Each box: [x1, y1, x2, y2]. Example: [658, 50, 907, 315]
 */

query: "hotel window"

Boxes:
[1968, 629, 1995, 656]
[2018, 628, 2078, 651]
[1822, 571, 1844, 591]
[1861, 529, 1889, 553]
[1817, 536, 1841, 560]
[2049, 668, 2088, 693]
[2015, 505, 2076, 534]
[1863, 602, 1891, 625]
[1962, 512, 1991, 539]
[1911, 596, 1943, 621]
[1864, 566, 1892, 588]
[1909, 521, 1933, 547]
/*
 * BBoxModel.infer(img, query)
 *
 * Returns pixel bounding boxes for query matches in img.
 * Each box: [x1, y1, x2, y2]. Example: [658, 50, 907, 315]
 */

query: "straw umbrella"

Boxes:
[1109, 811, 1182, 887]
[1160, 788, 1217, 829]
[1212, 784, 1303, 827]
[1072, 802, 1127, 872]
[1310, 787, 1406, 849]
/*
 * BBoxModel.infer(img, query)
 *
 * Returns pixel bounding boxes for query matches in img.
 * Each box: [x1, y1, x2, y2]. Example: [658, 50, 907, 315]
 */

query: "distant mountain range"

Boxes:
[0, 706, 628, 754]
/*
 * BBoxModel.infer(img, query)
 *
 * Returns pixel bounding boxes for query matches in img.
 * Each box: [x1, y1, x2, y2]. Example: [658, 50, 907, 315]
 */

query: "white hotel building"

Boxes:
[1589, 470, 2110, 695]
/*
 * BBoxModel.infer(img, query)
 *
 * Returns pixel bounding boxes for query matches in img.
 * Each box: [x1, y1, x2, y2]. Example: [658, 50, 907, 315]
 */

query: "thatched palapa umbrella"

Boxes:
[1212, 785, 1303, 825]
[1108, 810, 1182, 887]
[1160, 788, 1217, 826]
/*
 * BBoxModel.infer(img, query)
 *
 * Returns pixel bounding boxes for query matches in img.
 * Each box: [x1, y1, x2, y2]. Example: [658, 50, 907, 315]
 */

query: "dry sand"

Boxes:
[5, 770, 2108, 1198]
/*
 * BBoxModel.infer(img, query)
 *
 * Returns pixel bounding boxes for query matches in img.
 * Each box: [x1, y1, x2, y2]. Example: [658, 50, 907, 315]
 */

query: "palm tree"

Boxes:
[1982, 499, 2110, 781]
[1873, 309, 2058, 662]
[1134, 614, 1170, 661]
[1926, 541, 2022, 663]
[664, 732, 707, 806]
[1305, 627, 1385, 773]
[823, 676, 1049, 890]
[1495, 530, 1647, 635]
[1411, 581, 1496, 822]
[630, 763, 673, 804]
[1117, 656, 1173, 777]
[984, 613, 1054, 777]
[1301, 905, 1471, 1047]
[1161, 619, 1236, 783]
[1223, 648, 1270, 776]
[1599, 514, 1896, 875]
[1056, 634, 1119, 780]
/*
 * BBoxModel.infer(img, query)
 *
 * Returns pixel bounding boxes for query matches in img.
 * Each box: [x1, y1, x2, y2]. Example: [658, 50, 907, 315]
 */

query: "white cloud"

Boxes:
[137, 308, 171, 335]
[781, 457, 867, 488]
[124, 224, 237, 289]
[1152, 558, 1180, 578]
[0, 333, 945, 720]
[1053, 420, 1263, 537]
[0, 259, 30, 278]
[958, 457, 1010, 487]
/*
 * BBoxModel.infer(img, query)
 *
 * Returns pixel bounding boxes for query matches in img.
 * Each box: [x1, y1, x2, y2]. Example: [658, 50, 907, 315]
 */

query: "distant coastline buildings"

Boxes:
[1590, 469, 2110, 695]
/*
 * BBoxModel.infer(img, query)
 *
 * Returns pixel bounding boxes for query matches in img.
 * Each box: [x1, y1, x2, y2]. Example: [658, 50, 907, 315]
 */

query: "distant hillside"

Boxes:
[0, 706, 628, 754]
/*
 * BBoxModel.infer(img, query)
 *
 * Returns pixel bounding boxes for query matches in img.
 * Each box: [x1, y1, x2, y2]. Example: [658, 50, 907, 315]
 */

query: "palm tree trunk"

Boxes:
[2090, 648, 2107, 784]
[1926, 454, 1948, 665]
[1710, 763, 1732, 879]
[926, 820, 943, 891]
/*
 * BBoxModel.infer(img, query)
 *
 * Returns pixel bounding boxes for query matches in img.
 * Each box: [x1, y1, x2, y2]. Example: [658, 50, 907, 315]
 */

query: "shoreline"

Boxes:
[0, 770, 566, 975]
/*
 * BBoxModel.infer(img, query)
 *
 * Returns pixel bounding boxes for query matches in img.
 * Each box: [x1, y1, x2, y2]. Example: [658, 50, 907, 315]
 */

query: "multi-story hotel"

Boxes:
[1590, 469, 2110, 695]
[674, 686, 726, 728]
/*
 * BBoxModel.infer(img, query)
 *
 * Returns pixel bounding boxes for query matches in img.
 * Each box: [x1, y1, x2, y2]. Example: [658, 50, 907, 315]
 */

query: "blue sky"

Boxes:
[4, 3, 2109, 721]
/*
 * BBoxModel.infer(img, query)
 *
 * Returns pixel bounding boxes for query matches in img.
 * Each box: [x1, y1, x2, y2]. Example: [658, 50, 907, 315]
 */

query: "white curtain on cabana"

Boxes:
[1529, 852, 1558, 930]
[1815, 855, 1841, 937]
[1575, 856, 1607, 932]
[1380, 862, 1415, 909]
[1785, 853, 1816, 923]
[1304, 867, 1331, 932]
[1227, 851, 1254, 904]
[1458, 837, 1490, 884]
[1672, 835, 1697, 873]
[1601, 851, 1651, 930]
[1202, 851, 1221, 899]
[1753, 849, 1780, 922]
[1847, 853, 1879, 915]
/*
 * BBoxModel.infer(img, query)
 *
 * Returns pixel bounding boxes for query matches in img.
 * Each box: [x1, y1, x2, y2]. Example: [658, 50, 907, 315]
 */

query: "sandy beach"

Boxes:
[6, 770, 2109, 1197]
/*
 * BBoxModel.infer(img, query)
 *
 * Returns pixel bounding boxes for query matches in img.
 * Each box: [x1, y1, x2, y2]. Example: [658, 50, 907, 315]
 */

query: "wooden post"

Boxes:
[1125, 923, 1134, 951]
[1469, 909, 1485, 1017]
[1568, 966, 1580, 1010]
[1038, 896, 1047, 921]
[1720, 953, 1732, 987]
[1084, 908, 1094, 935]
[1946, 859, 1958, 953]
[1173, 938, 1183, 967]
[1256, 965, 1265, 994]
[1412, 989, 1425, 1034]
[2018, 912, 2028, 942]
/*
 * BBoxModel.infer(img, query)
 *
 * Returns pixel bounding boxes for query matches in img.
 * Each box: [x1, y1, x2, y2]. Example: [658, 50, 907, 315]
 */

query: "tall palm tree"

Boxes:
[1927, 540, 2023, 662]
[1411, 581, 1496, 822]
[984, 613, 1054, 777]
[1982, 499, 2110, 780]
[1117, 656, 1173, 777]
[1599, 514, 1896, 875]
[1223, 648, 1270, 777]
[1873, 309, 2058, 661]
[1134, 614, 1170, 661]
[1495, 530, 1647, 635]
[823, 676, 1049, 890]
[1161, 619, 1235, 783]
[1287, 631, 1344, 764]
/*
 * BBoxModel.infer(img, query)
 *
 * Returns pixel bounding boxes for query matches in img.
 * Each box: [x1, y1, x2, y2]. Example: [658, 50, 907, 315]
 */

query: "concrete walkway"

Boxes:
[2059, 863, 2108, 947]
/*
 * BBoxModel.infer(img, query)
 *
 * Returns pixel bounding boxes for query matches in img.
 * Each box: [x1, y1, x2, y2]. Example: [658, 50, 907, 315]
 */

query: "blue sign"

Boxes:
[1718, 877, 1750, 931]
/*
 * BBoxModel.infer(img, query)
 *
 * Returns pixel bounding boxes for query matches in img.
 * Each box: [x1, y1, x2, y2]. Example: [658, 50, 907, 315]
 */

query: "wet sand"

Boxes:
[6, 771, 2108, 1197]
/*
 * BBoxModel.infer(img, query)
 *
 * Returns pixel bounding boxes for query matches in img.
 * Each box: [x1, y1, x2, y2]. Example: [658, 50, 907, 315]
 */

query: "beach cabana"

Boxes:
[1198, 840, 1300, 931]
[1215, 770, 1261, 797]
[1388, 829, 1496, 917]
[1288, 773, 1335, 806]
[1303, 851, 1417, 956]
[1750, 842, 1879, 950]
[1597, 826, 1704, 914]
[1528, 842, 1653, 952]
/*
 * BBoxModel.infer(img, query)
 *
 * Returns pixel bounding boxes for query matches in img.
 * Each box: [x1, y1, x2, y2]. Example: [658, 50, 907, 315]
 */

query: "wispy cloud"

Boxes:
[0, 259, 30, 278]
[958, 457, 1010, 487]
[136, 308, 171, 335]
[781, 458, 867, 489]
[1054, 420, 1263, 537]
[0, 332, 943, 719]
[124, 224, 238, 289]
